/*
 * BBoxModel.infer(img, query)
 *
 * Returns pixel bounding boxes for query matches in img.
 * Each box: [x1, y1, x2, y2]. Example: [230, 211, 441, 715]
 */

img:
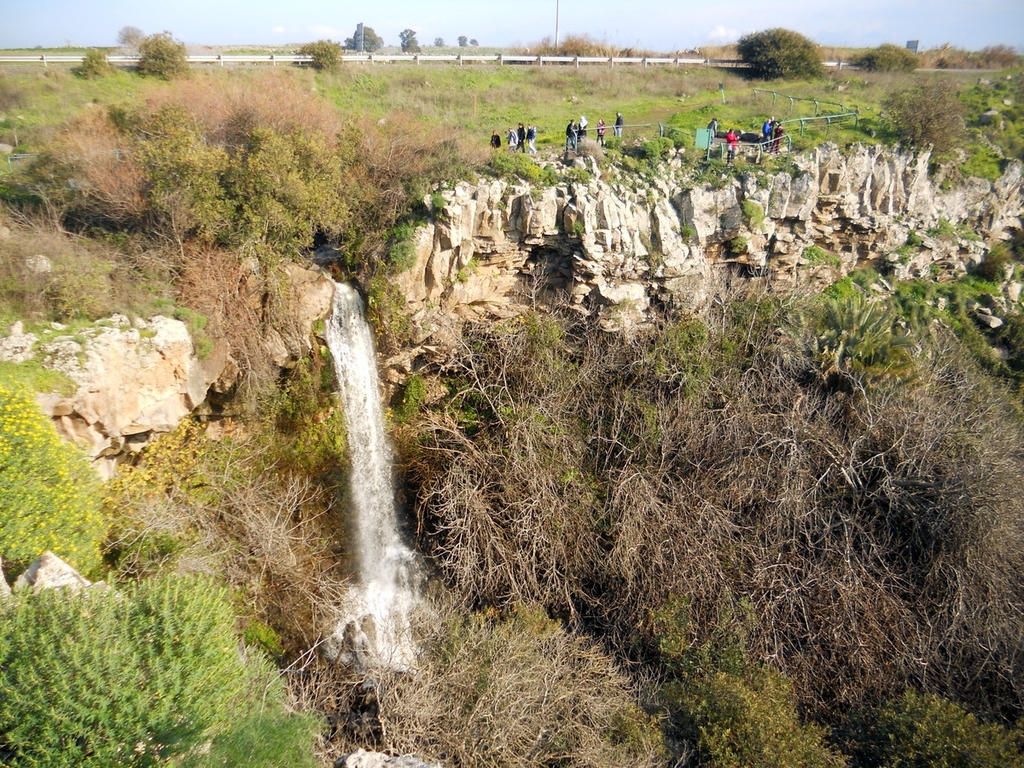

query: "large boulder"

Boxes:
[12, 551, 93, 592]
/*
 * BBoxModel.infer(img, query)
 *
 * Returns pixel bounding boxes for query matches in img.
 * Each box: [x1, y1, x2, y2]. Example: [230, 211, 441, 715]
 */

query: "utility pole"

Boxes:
[555, 0, 560, 47]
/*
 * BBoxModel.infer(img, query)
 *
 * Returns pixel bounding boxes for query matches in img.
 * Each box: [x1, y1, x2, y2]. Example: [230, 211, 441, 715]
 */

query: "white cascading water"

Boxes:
[325, 281, 421, 670]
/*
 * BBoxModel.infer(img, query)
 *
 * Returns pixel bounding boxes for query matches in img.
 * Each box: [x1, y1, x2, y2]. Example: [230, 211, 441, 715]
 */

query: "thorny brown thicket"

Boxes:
[286, 599, 667, 767]
[405, 298, 1024, 724]
[106, 424, 351, 651]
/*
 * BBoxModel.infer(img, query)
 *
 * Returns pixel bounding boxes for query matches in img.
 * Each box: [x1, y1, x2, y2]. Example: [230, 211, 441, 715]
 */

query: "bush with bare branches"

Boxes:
[295, 600, 666, 767]
[406, 297, 1024, 735]
[105, 420, 351, 651]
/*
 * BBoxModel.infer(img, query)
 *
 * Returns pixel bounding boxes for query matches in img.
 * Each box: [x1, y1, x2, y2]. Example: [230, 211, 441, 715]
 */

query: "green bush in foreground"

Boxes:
[0, 575, 319, 768]
[852, 690, 1024, 768]
[654, 598, 845, 768]
[0, 384, 105, 575]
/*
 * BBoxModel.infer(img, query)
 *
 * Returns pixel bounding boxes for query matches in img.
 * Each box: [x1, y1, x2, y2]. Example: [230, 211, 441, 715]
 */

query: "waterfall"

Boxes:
[325, 281, 420, 670]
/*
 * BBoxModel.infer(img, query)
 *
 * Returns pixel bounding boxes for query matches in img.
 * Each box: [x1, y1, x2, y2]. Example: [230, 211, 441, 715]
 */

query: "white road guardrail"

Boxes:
[0, 53, 853, 69]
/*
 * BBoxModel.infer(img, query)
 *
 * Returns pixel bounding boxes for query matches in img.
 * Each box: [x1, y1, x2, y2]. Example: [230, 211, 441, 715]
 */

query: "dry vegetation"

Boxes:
[405, 297, 1024, 730]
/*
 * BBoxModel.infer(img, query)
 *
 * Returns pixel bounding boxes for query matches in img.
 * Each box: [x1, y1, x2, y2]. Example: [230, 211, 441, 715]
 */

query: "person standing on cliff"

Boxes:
[614, 112, 624, 137]
[566, 119, 578, 152]
[726, 128, 738, 163]
[507, 126, 518, 153]
[597, 117, 606, 146]
[772, 122, 785, 154]
[707, 117, 719, 138]
[526, 124, 537, 153]
[517, 122, 527, 153]
[762, 116, 774, 148]
[490, 130, 501, 149]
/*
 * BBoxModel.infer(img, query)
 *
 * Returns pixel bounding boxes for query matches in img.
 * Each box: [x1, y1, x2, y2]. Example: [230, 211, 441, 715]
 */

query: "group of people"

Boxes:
[760, 115, 786, 154]
[489, 112, 626, 155]
[565, 112, 623, 152]
[493, 123, 539, 153]
[706, 115, 786, 164]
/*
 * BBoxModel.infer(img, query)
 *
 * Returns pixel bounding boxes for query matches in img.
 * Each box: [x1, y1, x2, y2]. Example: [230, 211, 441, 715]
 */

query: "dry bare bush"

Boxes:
[528, 34, 655, 57]
[143, 71, 341, 145]
[174, 245, 292, 404]
[299, 596, 666, 767]
[407, 299, 1024, 724]
[918, 43, 1022, 69]
[0, 215, 173, 322]
[107, 424, 351, 650]
[50, 110, 146, 227]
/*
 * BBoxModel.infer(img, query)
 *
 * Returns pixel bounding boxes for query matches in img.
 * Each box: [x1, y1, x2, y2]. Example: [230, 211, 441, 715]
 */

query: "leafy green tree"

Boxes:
[737, 28, 823, 79]
[399, 28, 421, 53]
[297, 39, 342, 71]
[469, 38, 479, 46]
[855, 43, 919, 72]
[458, 35, 468, 47]
[137, 31, 188, 79]
[74, 48, 114, 79]
[433, 37, 444, 47]
[0, 575, 319, 767]
[883, 81, 966, 155]
[343, 24, 382, 52]
[0, 384, 105, 576]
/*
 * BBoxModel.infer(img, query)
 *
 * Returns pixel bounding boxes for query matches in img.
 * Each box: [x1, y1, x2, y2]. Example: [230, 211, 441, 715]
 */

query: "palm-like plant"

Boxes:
[813, 292, 916, 388]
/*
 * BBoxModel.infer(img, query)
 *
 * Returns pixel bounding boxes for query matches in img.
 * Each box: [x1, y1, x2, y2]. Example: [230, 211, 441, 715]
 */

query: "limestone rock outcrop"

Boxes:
[0, 263, 335, 476]
[12, 551, 94, 593]
[393, 144, 1022, 368]
[335, 749, 442, 768]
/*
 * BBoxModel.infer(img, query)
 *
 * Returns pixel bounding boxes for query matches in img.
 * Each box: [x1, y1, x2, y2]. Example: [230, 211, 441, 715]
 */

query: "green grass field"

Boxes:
[1, 60, 1020, 168]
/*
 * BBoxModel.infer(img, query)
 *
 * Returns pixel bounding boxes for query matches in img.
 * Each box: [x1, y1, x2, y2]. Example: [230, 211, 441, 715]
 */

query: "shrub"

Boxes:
[852, 690, 1024, 768]
[741, 199, 765, 229]
[104, 420, 344, 651]
[883, 82, 965, 155]
[654, 598, 846, 767]
[0, 384, 104, 576]
[137, 31, 189, 79]
[638, 137, 674, 160]
[855, 44, 918, 72]
[803, 245, 840, 268]
[74, 48, 114, 79]
[486, 151, 557, 186]
[0, 575, 320, 768]
[368, 605, 668, 767]
[298, 39, 342, 71]
[736, 28, 824, 80]
[975, 242, 1013, 282]
[727, 236, 748, 254]
[811, 292, 915, 388]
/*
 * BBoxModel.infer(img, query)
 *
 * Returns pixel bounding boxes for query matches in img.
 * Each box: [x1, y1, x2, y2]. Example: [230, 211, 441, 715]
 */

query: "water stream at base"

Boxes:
[325, 281, 421, 670]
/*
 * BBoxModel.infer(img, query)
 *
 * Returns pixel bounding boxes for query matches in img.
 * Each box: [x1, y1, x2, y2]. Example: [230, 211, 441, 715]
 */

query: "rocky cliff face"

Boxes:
[390, 144, 1022, 375]
[0, 263, 335, 476]
[4, 145, 1021, 466]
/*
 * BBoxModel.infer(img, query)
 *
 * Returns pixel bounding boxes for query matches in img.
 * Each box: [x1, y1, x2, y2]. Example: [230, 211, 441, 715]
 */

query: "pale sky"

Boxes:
[0, 0, 1021, 52]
